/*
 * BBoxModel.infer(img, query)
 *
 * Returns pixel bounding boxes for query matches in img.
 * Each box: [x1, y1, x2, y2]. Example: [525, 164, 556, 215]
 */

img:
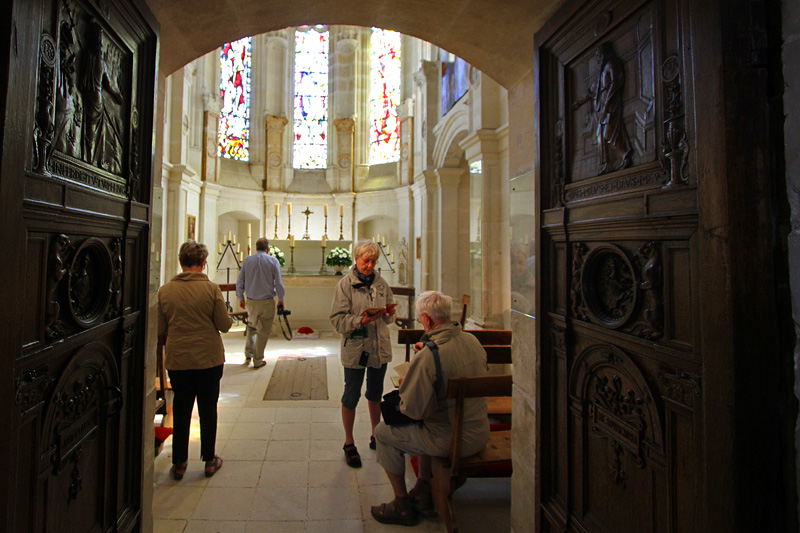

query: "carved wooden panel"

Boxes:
[4, 0, 156, 530]
[536, 0, 702, 531]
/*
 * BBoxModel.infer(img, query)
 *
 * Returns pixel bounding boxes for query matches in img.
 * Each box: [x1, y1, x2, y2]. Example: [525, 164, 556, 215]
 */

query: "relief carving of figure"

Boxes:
[574, 42, 633, 174]
[54, 18, 82, 157]
[81, 20, 124, 173]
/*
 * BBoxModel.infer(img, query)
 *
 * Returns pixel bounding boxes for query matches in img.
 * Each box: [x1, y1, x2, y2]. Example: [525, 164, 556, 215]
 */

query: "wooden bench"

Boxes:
[396, 328, 512, 417]
[432, 374, 513, 533]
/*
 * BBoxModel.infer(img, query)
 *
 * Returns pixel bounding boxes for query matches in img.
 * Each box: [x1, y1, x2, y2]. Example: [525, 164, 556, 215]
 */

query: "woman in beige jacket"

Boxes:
[330, 240, 395, 467]
[158, 240, 232, 480]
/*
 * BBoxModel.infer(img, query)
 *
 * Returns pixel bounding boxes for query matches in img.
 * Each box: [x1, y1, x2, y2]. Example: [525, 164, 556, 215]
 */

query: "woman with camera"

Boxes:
[330, 240, 396, 467]
[158, 240, 232, 480]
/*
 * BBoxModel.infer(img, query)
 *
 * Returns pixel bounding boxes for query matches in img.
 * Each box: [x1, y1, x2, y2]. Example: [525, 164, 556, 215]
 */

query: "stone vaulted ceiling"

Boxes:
[145, 0, 565, 89]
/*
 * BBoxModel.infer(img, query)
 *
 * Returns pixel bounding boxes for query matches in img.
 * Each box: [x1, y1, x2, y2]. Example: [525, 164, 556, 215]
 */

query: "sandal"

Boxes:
[343, 443, 362, 468]
[369, 435, 376, 450]
[172, 461, 187, 481]
[204, 455, 223, 478]
[371, 498, 418, 526]
[409, 479, 434, 514]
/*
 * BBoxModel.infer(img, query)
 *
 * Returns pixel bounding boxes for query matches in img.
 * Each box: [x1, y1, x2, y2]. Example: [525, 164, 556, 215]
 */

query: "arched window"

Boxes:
[293, 26, 329, 169]
[369, 28, 402, 164]
[219, 37, 252, 161]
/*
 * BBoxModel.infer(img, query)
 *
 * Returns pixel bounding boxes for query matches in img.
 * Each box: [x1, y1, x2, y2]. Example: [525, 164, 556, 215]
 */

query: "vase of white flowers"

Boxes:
[326, 247, 353, 275]
[268, 246, 286, 267]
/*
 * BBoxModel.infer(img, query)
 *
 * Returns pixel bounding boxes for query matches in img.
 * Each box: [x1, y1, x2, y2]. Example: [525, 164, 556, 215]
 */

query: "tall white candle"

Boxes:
[324, 204, 328, 216]
[274, 203, 280, 217]
[287, 202, 292, 215]
[290, 235, 295, 247]
[322, 235, 327, 247]
[339, 204, 344, 216]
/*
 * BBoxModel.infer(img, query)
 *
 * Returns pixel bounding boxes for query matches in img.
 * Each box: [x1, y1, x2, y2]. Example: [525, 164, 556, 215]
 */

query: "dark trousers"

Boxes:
[168, 364, 224, 464]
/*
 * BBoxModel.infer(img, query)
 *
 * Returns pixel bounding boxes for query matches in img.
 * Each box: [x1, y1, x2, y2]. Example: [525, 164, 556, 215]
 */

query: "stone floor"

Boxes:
[152, 325, 511, 532]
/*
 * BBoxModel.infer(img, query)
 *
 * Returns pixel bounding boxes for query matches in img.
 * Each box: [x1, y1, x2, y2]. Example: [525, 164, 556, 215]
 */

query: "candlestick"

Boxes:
[287, 212, 292, 240]
[339, 211, 344, 240]
[319, 238, 328, 274]
[288, 235, 296, 274]
[274, 214, 279, 239]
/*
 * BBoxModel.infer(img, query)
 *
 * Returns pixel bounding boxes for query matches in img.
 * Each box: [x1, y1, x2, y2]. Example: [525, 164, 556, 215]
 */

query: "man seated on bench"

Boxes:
[371, 291, 489, 527]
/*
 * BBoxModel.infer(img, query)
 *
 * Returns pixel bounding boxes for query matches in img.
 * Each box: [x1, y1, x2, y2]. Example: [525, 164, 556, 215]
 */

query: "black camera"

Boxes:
[277, 305, 291, 316]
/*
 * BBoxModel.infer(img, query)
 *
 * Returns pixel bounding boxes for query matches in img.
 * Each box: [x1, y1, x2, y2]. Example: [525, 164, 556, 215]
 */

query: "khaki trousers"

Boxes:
[244, 297, 276, 363]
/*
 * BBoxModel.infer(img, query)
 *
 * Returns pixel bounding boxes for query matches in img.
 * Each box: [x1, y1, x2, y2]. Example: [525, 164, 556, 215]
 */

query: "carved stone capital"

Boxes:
[203, 93, 222, 115]
[334, 117, 355, 134]
[414, 60, 439, 87]
[266, 114, 289, 132]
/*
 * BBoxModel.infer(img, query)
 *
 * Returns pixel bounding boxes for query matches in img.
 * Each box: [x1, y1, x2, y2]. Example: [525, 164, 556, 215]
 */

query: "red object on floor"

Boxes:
[410, 423, 512, 476]
[154, 427, 173, 442]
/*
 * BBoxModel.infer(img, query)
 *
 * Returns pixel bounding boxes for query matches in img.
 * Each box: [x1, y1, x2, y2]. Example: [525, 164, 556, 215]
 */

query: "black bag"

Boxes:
[380, 341, 443, 426]
[380, 389, 419, 426]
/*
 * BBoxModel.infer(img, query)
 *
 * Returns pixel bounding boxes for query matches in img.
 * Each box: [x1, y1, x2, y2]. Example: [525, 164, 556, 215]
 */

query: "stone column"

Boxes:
[168, 66, 193, 166]
[200, 181, 222, 279]
[432, 167, 466, 301]
[265, 115, 288, 191]
[413, 60, 440, 177]
[411, 174, 433, 292]
[461, 128, 508, 328]
[334, 118, 355, 192]
[201, 94, 221, 182]
[397, 99, 414, 186]
[393, 185, 414, 285]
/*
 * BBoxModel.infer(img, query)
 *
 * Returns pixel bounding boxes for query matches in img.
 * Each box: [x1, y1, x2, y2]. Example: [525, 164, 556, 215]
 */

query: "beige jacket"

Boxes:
[399, 321, 490, 457]
[329, 267, 394, 368]
[157, 272, 233, 370]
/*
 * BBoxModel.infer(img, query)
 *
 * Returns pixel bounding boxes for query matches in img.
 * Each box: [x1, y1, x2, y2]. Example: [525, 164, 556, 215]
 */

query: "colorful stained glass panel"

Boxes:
[293, 27, 329, 169]
[369, 28, 402, 163]
[219, 37, 252, 161]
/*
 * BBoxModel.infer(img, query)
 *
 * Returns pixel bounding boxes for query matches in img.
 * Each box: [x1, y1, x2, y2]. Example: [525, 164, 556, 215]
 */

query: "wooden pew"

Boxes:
[431, 374, 513, 533]
[396, 328, 512, 418]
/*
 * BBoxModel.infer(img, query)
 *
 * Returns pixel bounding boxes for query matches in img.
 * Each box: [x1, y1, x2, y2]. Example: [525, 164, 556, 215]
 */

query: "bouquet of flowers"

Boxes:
[268, 246, 285, 267]
[326, 247, 353, 267]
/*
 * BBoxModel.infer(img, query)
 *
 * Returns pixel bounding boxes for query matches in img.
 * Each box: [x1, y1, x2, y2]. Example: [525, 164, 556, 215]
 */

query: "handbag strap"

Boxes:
[424, 340, 443, 394]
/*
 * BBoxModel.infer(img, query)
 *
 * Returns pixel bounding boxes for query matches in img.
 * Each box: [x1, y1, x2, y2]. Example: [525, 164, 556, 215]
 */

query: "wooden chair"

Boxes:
[459, 294, 471, 328]
[396, 329, 512, 417]
[431, 374, 513, 533]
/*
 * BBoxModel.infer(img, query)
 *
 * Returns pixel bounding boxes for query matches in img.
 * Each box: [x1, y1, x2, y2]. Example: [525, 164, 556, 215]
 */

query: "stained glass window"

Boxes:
[441, 50, 469, 116]
[219, 37, 252, 161]
[293, 26, 329, 169]
[369, 28, 402, 163]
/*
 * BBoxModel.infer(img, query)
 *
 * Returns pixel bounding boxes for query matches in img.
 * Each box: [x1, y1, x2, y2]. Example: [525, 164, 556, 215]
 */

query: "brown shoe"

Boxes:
[172, 461, 187, 481]
[371, 498, 418, 526]
[343, 443, 362, 468]
[204, 455, 223, 477]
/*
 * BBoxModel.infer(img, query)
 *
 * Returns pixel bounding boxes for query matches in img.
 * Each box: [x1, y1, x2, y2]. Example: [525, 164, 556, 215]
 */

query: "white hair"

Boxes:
[353, 240, 380, 261]
[415, 291, 453, 323]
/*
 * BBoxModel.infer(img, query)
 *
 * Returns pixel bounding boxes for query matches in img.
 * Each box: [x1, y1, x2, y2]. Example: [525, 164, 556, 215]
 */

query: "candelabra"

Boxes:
[376, 239, 396, 274]
[216, 235, 243, 312]
[319, 240, 328, 274]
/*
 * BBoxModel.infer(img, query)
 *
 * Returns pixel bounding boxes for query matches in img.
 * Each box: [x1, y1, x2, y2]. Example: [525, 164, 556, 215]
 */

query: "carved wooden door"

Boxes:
[535, 0, 792, 529]
[0, 0, 156, 530]
[536, 0, 704, 531]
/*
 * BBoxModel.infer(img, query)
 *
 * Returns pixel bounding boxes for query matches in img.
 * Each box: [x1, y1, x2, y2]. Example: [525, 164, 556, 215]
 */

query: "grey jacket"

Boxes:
[330, 267, 394, 368]
[399, 321, 490, 457]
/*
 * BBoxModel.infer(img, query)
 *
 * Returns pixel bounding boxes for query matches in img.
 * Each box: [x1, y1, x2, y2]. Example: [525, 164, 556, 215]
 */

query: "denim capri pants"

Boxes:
[341, 363, 388, 409]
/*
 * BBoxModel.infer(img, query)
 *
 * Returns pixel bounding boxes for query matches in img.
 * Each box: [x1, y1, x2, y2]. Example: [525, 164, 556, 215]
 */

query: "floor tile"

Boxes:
[308, 459, 358, 487]
[258, 461, 309, 488]
[205, 459, 263, 488]
[250, 486, 308, 521]
[220, 439, 269, 461]
[266, 439, 309, 461]
[270, 422, 311, 440]
[307, 486, 362, 520]
[184, 519, 248, 532]
[229, 422, 273, 441]
[191, 487, 255, 520]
